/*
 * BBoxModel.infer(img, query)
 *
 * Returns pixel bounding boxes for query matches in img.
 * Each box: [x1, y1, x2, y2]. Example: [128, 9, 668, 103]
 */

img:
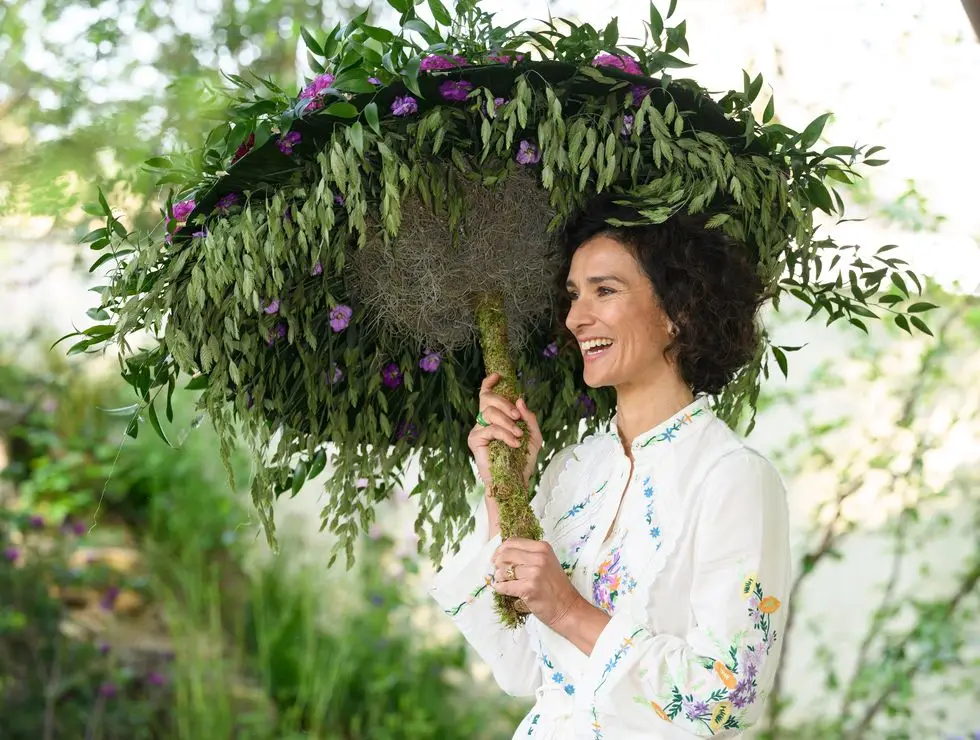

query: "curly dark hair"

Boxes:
[554, 196, 767, 396]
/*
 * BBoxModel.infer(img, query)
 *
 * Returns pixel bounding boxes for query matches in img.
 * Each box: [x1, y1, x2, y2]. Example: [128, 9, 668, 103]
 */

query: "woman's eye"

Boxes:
[567, 291, 579, 301]
[597, 286, 615, 297]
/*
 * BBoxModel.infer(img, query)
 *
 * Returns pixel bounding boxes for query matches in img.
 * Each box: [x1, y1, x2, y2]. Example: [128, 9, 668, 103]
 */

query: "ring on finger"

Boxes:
[505, 564, 518, 581]
[476, 410, 490, 427]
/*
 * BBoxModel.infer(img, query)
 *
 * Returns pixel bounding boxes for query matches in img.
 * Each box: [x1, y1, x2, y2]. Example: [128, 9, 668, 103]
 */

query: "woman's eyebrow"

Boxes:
[565, 274, 628, 289]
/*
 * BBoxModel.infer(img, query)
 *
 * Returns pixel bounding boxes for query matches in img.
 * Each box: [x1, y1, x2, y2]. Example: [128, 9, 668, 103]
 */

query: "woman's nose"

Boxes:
[565, 298, 592, 332]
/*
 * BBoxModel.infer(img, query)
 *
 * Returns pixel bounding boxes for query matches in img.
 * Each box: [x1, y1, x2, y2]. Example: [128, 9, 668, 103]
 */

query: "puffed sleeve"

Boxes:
[428, 445, 576, 697]
[575, 449, 791, 737]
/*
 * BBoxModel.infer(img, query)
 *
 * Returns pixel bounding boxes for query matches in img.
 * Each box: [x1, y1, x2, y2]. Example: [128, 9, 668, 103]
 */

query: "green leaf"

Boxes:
[667, 0, 678, 18]
[101, 403, 140, 417]
[906, 302, 938, 313]
[890, 272, 909, 297]
[427, 0, 452, 26]
[324, 102, 359, 118]
[772, 345, 788, 379]
[848, 317, 869, 334]
[301, 27, 323, 56]
[649, 4, 664, 37]
[86, 307, 110, 321]
[291, 460, 307, 497]
[144, 157, 173, 169]
[147, 401, 173, 447]
[403, 19, 441, 45]
[83, 324, 115, 337]
[895, 315, 911, 334]
[80, 228, 108, 244]
[762, 95, 775, 124]
[66, 339, 95, 356]
[403, 55, 422, 96]
[184, 375, 210, 390]
[800, 112, 832, 149]
[308, 450, 327, 479]
[97, 188, 111, 216]
[349, 121, 364, 156]
[387, 0, 410, 12]
[364, 101, 381, 135]
[602, 17, 619, 47]
[909, 316, 933, 336]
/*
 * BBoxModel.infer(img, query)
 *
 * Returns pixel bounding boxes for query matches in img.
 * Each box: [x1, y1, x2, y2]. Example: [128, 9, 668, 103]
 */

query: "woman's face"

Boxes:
[564, 234, 675, 390]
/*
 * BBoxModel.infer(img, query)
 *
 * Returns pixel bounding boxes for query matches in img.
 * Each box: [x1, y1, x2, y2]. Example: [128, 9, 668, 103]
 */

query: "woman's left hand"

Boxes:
[491, 538, 585, 628]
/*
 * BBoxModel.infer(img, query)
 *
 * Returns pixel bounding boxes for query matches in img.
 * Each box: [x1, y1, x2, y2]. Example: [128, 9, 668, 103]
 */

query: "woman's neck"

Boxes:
[614, 367, 694, 455]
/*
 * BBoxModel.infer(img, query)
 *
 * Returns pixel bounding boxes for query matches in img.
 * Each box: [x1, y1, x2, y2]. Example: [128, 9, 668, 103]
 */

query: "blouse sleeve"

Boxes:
[576, 449, 791, 736]
[428, 446, 576, 698]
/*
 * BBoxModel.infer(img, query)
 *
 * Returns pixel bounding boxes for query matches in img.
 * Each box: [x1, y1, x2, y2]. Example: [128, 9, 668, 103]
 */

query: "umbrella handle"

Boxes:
[476, 294, 542, 627]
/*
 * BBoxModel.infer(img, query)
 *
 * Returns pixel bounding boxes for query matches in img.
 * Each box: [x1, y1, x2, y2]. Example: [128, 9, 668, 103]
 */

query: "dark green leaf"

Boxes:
[403, 19, 441, 45]
[800, 112, 832, 149]
[66, 339, 96, 356]
[308, 450, 327, 479]
[147, 401, 173, 447]
[890, 273, 909, 297]
[97, 188, 111, 216]
[649, 4, 664, 37]
[772, 345, 788, 379]
[364, 102, 381, 135]
[427, 0, 452, 26]
[763, 94, 775, 124]
[324, 102, 359, 118]
[906, 302, 938, 313]
[909, 316, 933, 336]
[81, 228, 108, 244]
[291, 460, 308, 497]
[667, 0, 678, 18]
[301, 27, 323, 56]
[185, 375, 210, 390]
[83, 324, 115, 337]
[387, 0, 410, 12]
[895, 315, 911, 334]
[848, 318, 868, 333]
[144, 157, 173, 169]
[349, 121, 364, 156]
[602, 17, 618, 47]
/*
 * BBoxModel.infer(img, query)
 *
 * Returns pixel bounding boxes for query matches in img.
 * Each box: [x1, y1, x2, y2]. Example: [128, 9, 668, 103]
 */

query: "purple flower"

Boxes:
[231, 133, 255, 163]
[326, 364, 344, 384]
[191, 228, 208, 238]
[3, 547, 19, 563]
[577, 392, 597, 418]
[266, 322, 287, 346]
[381, 363, 403, 389]
[98, 682, 118, 699]
[355, 478, 370, 489]
[592, 53, 643, 76]
[170, 198, 195, 222]
[682, 698, 710, 721]
[419, 351, 441, 373]
[631, 85, 651, 107]
[277, 130, 302, 155]
[621, 114, 635, 137]
[301, 72, 335, 101]
[98, 642, 111, 655]
[29, 514, 45, 529]
[215, 193, 240, 214]
[61, 518, 88, 536]
[245, 391, 254, 410]
[439, 80, 473, 102]
[368, 76, 381, 85]
[329, 304, 352, 332]
[395, 421, 419, 443]
[420, 54, 468, 71]
[311, 261, 323, 276]
[516, 139, 541, 165]
[99, 586, 120, 611]
[543, 341, 558, 359]
[334, 194, 345, 205]
[391, 95, 418, 116]
[147, 671, 167, 687]
[263, 298, 280, 315]
[369, 593, 384, 606]
[729, 677, 757, 709]
[483, 96, 508, 116]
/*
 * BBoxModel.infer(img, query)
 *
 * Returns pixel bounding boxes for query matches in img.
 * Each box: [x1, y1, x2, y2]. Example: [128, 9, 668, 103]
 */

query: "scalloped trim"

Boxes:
[541, 433, 619, 539]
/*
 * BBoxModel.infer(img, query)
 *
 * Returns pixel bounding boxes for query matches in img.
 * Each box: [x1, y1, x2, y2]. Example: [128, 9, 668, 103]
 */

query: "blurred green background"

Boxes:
[1, 0, 979, 738]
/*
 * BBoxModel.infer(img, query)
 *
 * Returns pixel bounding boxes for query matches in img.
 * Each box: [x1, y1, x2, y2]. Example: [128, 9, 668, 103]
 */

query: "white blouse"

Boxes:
[429, 396, 791, 739]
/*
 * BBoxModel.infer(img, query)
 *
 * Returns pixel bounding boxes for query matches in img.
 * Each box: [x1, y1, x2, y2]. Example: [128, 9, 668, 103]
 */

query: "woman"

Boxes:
[429, 196, 791, 739]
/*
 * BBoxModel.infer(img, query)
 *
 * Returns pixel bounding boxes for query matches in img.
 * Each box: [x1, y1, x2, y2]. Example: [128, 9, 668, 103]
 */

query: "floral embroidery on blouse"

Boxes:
[591, 628, 648, 739]
[443, 573, 492, 617]
[539, 641, 576, 696]
[641, 476, 663, 546]
[525, 713, 541, 735]
[591, 543, 638, 615]
[654, 577, 782, 734]
[636, 406, 706, 448]
[554, 480, 608, 528]
[560, 524, 596, 576]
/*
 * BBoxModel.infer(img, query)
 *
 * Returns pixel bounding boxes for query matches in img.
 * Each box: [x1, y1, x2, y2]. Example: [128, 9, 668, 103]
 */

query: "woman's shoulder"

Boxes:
[687, 417, 787, 501]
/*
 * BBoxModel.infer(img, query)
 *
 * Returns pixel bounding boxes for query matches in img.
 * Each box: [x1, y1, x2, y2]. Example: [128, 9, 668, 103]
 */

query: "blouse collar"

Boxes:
[609, 395, 714, 456]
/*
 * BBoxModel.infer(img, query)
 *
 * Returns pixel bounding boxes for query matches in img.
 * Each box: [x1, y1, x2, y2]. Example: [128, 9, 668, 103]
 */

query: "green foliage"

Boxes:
[68, 0, 938, 562]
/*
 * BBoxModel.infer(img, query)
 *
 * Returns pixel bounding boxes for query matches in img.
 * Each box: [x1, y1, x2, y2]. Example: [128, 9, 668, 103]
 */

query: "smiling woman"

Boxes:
[430, 194, 790, 738]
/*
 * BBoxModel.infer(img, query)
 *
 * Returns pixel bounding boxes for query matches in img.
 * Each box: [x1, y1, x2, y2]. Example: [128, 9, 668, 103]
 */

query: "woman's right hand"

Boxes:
[467, 373, 543, 489]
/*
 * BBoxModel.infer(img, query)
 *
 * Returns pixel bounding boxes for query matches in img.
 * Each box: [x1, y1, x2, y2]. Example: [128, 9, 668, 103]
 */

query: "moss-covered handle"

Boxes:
[475, 293, 542, 628]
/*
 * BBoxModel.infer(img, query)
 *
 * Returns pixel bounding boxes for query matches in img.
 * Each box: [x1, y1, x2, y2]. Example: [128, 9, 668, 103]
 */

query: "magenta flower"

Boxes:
[98, 642, 111, 655]
[439, 80, 473, 102]
[277, 131, 302, 155]
[29, 514, 45, 529]
[266, 322, 287, 346]
[99, 586, 120, 611]
[516, 140, 541, 165]
[395, 421, 420, 443]
[487, 53, 524, 64]
[147, 671, 167, 687]
[231, 133, 255, 163]
[622, 114, 635, 137]
[631, 85, 651, 107]
[543, 341, 558, 359]
[592, 53, 643, 76]
[420, 54, 468, 71]
[329, 304, 352, 332]
[577, 392, 597, 418]
[263, 298, 280, 315]
[98, 682, 118, 699]
[215, 193, 240, 214]
[381, 363, 403, 389]
[311, 261, 323, 276]
[301, 73, 335, 101]
[391, 95, 418, 116]
[61, 517, 88, 536]
[3, 547, 19, 563]
[419, 351, 441, 373]
[171, 198, 196, 222]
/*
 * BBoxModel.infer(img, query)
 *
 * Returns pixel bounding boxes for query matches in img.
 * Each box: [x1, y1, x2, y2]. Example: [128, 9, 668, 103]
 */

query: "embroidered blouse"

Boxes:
[428, 396, 791, 739]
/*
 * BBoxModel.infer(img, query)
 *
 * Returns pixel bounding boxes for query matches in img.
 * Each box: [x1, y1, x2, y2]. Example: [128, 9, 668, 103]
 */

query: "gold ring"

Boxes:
[505, 565, 517, 581]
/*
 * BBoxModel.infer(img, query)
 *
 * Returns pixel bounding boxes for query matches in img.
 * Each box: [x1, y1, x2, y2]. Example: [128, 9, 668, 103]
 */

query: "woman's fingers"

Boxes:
[479, 404, 523, 437]
[516, 398, 541, 444]
[471, 422, 522, 449]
